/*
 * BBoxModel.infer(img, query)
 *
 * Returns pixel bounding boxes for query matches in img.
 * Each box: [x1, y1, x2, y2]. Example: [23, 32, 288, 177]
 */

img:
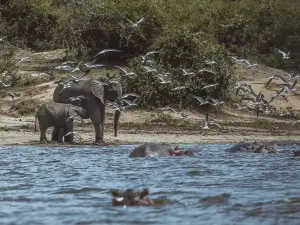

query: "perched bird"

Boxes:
[31, 72, 51, 77]
[95, 49, 123, 57]
[284, 70, 299, 81]
[55, 65, 74, 71]
[59, 82, 73, 95]
[231, 56, 246, 62]
[292, 120, 300, 126]
[93, 80, 109, 86]
[277, 49, 290, 59]
[126, 17, 145, 28]
[114, 66, 135, 77]
[265, 75, 288, 87]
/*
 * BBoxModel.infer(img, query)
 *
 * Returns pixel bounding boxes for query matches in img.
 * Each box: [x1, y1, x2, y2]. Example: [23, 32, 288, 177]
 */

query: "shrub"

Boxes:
[122, 27, 236, 108]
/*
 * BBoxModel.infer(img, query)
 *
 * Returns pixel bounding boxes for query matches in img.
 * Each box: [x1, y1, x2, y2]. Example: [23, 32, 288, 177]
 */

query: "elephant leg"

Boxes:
[51, 126, 60, 142]
[64, 120, 74, 143]
[57, 127, 64, 143]
[40, 128, 48, 144]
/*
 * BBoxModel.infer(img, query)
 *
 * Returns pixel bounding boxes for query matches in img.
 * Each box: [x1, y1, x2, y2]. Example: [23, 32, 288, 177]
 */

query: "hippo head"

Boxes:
[168, 146, 194, 156]
[111, 188, 154, 206]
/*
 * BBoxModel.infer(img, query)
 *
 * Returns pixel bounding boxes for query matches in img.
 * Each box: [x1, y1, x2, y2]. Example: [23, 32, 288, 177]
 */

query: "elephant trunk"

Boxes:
[114, 110, 121, 137]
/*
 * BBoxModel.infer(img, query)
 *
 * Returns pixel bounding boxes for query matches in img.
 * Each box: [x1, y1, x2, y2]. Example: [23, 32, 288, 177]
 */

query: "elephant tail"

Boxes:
[34, 114, 37, 132]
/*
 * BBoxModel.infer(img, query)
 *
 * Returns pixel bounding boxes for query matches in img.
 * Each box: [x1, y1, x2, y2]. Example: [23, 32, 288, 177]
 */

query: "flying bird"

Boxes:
[114, 66, 135, 77]
[179, 68, 195, 76]
[201, 83, 219, 90]
[126, 17, 145, 28]
[95, 49, 123, 57]
[0, 80, 11, 88]
[277, 49, 290, 59]
[265, 75, 288, 87]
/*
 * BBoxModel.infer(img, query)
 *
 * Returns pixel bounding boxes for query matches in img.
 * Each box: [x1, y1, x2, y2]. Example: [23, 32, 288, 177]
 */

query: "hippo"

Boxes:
[225, 142, 278, 153]
[111, 188, 154, 206]
[129, 143, 194, 158]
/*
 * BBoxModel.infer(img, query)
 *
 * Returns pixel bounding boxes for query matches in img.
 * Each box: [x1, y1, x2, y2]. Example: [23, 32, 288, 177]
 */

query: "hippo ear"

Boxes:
[111, 190, 121, 197]
[140, 188, 149, 198]
[174, 145, 179, 150]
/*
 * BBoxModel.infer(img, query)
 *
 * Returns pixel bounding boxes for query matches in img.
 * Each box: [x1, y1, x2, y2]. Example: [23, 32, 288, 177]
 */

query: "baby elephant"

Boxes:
[35, 102, 88, 143]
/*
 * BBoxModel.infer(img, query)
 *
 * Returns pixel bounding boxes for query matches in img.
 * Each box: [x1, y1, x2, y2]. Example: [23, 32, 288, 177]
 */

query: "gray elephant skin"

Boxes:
[35, 102, 88, 143]
[52, 75, 122, 144]
[129, 143, 177, 157]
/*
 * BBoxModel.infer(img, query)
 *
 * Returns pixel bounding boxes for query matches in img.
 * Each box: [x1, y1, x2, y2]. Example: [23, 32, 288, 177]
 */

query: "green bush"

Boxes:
[122, 27, 236, 108]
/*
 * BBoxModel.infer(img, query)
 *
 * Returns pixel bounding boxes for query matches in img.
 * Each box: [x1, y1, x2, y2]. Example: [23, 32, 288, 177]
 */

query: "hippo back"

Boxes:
[225, 142, 255, 153]
[129, 143, 173, 158]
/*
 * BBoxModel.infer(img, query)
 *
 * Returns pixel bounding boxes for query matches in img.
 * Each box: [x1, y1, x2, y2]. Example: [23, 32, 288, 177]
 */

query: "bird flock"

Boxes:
[0, 19, 300, 137]
[233, 49, 299, 125]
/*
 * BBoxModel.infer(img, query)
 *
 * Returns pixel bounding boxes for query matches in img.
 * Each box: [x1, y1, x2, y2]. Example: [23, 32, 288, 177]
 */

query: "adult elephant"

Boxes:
[52, 74, 122, 144]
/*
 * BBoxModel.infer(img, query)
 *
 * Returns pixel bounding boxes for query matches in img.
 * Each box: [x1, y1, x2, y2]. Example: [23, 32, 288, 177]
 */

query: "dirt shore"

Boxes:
[1, 48, 300, 146]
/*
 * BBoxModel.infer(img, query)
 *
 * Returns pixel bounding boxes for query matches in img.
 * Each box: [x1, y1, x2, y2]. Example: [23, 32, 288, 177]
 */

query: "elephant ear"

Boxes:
[91, 80, 105, 104]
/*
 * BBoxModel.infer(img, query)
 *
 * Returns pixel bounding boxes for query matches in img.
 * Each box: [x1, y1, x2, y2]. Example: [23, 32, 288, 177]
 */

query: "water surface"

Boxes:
[0, 144, 300, 225]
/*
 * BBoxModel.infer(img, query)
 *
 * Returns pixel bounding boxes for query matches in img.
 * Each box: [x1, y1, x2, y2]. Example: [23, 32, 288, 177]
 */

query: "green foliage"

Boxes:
[0, 48, 20, 88]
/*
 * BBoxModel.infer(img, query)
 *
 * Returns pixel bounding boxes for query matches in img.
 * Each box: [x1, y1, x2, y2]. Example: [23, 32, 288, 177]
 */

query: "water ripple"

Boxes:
[0, 144, 299, 225]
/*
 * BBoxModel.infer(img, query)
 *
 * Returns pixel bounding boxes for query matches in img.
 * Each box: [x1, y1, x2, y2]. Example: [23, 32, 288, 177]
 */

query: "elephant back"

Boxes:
[129, 143, 173, 157]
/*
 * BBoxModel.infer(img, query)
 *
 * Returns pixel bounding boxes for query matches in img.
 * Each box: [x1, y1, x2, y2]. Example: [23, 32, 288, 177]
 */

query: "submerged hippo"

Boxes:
[111, 188, 154, 206]
[129, 143, 194, 158]
[225, 142, 277, 153]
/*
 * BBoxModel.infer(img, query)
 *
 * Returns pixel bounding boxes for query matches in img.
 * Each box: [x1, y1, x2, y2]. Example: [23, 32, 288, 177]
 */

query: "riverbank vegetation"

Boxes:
[1, 0, 300, 108]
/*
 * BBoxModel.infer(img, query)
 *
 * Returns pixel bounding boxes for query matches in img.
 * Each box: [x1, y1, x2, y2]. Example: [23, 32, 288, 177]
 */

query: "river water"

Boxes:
[0, 144, 300, 225]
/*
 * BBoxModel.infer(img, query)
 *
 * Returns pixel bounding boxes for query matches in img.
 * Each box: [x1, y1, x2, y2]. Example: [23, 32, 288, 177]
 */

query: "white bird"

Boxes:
[59, 82, 73, 94]
[283, 79, 297, 94]
[7, 92, 20, 99]
[143, 66, 157, 73]
[105, 101, 126, 112]
[284, 70, 299, 81]
[202, 113, 221, 129]
[231, 56, 246, 62]
[157, 76, 171, 84]
[127, 17, 145, 28]
[141, 51, 157, 63]
[201, 83, 219, 90]
[244, 60, 258, 68]
[157, 106, 186, 119]
[205, 60, 217, 65]
[190, 95, 210, 106]
[0, 80, 11, 88]
[62, 61, 78, 66]
[0, 36, 7, 42]
[265, 75, 288, 87]
[235, 104, 247, 110]
[157, 72, 171, 77]
[66, 116, 84, 124]
[180, 68, 195, 76]
[172, 86, 186, 91]
[114, 66, 135, 77]
[31, 73, 50, 77]
[292, 120, 300, 126]
[121, 93, 140, 99]
[269, 88, 287, 103]
[95, 49, 123, 57]
[198, 68, 216, 75]
[55, 65, 74, 71]
[208, 97, 224, 106]
[67, 96, 89, 102]
[123, 99, 138, 107]
[16, 57, 30, 64]
[69, 75, 86, 84]
[277, 49, 290, 59]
